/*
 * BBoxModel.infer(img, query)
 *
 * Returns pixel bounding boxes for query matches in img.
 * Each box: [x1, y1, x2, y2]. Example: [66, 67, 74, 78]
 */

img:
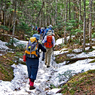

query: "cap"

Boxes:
[48, 25, 53, 28]
[33, 34, 40, 40]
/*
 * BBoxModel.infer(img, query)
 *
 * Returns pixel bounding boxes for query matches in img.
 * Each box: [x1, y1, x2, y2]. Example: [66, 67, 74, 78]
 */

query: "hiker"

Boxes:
[42, 27, 47, 39]
[24, 34, 46, 90]
[44, 25, 55, 37]
[37, 27, 41, 34]
[40, 27, 45, 40]
[42, 30, 55, 68]
[41, 27, 47, 61]
[42, 25, 55, 61]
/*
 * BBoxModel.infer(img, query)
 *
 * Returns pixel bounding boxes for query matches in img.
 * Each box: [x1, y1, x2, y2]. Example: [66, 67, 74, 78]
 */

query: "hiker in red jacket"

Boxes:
[42, 30, 55, 68]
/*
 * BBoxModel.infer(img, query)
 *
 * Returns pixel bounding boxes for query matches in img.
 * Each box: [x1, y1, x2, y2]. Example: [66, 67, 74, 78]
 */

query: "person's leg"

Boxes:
[45, 48, 48, 65]
[42, 43, 45, 61]
[27, 58, 39, 90]
[26, 58, 35, 89]
[42, 52, 45, 61]
[47, 48, 53, 67]
[30, 59, 39, 80]
[26, 58, 31, 78]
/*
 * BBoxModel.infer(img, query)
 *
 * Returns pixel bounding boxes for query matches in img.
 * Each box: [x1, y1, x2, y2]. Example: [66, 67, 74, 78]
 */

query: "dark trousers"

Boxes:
[42, 43, 45, 60]
[26, 57, 39, 80]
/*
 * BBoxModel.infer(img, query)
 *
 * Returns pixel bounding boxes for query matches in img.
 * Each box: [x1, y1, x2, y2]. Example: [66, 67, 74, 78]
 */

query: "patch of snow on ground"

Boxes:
[0, 40, 9, 50]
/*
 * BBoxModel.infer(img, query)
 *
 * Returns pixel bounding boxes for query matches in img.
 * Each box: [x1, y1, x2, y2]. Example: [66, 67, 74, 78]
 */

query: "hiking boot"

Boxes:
[29, 86, 35, 90]
[47, 66, 50, 68]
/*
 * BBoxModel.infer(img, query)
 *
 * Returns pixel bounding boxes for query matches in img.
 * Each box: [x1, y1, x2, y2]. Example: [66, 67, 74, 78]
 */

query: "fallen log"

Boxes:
[65, 56, 95, 65]
[0, 33, 19, 38]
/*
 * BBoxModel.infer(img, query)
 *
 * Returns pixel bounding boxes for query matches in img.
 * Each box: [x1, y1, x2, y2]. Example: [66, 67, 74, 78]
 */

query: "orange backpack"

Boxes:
[44, 35, 53, 48]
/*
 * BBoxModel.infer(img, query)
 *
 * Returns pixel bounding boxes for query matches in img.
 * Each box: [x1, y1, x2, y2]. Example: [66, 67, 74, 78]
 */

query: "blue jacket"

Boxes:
[44, 28, 54, 37]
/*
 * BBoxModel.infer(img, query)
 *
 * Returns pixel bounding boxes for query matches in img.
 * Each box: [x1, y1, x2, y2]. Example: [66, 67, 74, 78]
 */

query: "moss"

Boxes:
[78, 77, 87, 84]
[61, 84, 69, 93]
[15, 52, 23, 57]
[87, 69, 95, 74]
[69, 89, 75, 95]
[0, 50, 24, 81]
[50, 84, 56, 89]
[80, 72, 88, 76]
[60, 69, 95, 94]
[68, 49, 72, 53]
[0, 63, 13, 81]
[86, 80, 92, 84]
[89, 59, 95, 63]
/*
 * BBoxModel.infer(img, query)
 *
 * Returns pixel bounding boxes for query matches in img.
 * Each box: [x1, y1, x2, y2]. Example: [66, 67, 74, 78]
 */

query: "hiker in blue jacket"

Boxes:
[44, 25, 55, 37]
[25, 34, 46, 90]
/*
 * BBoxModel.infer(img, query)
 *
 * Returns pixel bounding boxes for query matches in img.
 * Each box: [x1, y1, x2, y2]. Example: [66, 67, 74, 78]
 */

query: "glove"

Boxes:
[23, 54, 26, 62]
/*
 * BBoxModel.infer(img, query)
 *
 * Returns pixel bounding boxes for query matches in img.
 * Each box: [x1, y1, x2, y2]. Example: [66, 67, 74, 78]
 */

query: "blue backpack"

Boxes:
[44, 28, 53, 38]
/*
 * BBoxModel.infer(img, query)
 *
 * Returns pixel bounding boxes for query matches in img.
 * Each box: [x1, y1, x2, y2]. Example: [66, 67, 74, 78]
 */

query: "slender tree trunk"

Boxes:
[64, 0, 68, 44]
[79, 0, 81, 29]
[69, 0, 71, 42]
[55, 0, 58, 25]
[45, 2, 47, 26]
[39, 14, 41, 27]
[69, 0, 71, 20]
[12, 0, 17, 48]
[73, 0, 76, 20]
[0, 1, 2, 22]
[89, 0, 93, 49]
[4, 0, 6, 26]
[83, 0, 86, 51]
[2, 0, 6, 33]
[12, 1, 16, 36]
[36, 1, 44, 25]
[93, 2, 95, 23]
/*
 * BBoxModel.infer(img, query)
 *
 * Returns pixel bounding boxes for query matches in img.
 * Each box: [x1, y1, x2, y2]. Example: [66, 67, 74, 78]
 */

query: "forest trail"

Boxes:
[3, 52, 61, 95]
[23, 52, 61, 95]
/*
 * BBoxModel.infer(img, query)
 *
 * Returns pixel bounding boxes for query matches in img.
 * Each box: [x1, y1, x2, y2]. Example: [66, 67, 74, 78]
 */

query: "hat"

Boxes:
[48, 25, 53, 28]
[33, 34, 40, 40]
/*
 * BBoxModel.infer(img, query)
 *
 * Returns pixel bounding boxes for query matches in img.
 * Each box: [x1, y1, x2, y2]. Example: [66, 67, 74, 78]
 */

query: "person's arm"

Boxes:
[39, 43, 46, 52]
[52, 36, 55, 47]
[40, 29, 42, 34]
[42, 36, 47, 43]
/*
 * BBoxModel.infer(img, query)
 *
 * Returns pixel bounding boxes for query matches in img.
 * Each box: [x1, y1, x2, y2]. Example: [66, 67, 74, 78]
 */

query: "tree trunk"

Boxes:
[12, 1, 16, 36]
[83, 0, 86, 51]
[55, 0, 58, 25]
[36, 1, 44, 25]
[12, 0, 17, 48]
[69, 0, 71, 42]
[4, 0, 6, 26]
[69, 0, 71, 20]
[64, 0, 68, 44]
[79, 0, 81, 29]
[89, 0, 93, 49]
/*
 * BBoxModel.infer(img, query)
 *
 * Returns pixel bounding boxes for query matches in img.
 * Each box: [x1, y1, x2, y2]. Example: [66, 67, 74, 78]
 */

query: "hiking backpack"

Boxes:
[25, 37, 39, 58]
[44, 35, 53, 48]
